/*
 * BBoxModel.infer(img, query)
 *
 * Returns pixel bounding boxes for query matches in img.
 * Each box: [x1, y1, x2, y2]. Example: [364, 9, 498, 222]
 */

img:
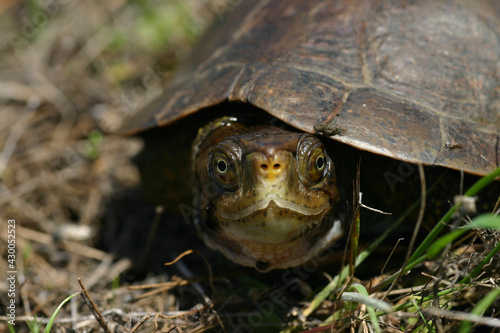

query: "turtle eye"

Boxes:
[211, 145, 240, 190]
[216, 159, 227, 173]
[307, 147, 327, 183]
[297, 135, 329, 186]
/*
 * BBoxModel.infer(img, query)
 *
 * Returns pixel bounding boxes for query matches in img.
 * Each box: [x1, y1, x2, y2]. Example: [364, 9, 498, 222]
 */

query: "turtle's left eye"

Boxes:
[216, 159, 227, 173]
[297, 135, 329, 186]
[305, 147, 327, 184]
[316, 155, 325, 170]
[211, 144, 241, 190]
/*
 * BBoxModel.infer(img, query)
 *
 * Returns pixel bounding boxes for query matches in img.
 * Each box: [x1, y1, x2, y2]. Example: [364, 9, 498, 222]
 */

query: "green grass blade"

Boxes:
[347, 284, 392, 313]
[391, 287, 458, 313]
[408, 166, 500, 264]
[303, 167, 499, 320]
[7, 323, 16, 333]
[342, 284, 392, 333]
[43, 292, 80, 333]
[460, 239, 500, 284]
[466, 214, 500, 230]
[459, 216, 500, 284]
[342, 292, 381, 333]
[459, 287, 500, 333]
[26, 315, 41, 333]
[303, 196, 422, 317]
[427, 214, 500, 259]
[426, 228, 466, 259]
[412, 299, 436, 333]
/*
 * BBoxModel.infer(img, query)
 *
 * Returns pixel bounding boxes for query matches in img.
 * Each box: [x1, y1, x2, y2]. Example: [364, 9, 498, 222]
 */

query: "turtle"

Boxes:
[121, 0, 500, 272]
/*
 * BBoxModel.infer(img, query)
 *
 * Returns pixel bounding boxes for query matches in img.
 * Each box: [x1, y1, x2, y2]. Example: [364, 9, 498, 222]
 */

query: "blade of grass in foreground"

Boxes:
[373, 168, 500, 292]
[342, 283, 393, 333]
[426, 214, 500, 259]
[411, 299, 436, 333]
[408, 165, 500, 264]
[43, 292, 79, 333]
[459, 231, 500, 284]
[301, 172, 449, 318]
[26, 316, 41, 333]
[459, 287, 500, 333]
[302, 166, 500, 321]
[301, 188, 424, 317]
[368, 213, 500, 298]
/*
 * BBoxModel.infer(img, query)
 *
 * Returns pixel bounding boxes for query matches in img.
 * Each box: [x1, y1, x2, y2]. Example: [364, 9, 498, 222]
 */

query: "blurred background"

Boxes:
[0, 1, 239, 332]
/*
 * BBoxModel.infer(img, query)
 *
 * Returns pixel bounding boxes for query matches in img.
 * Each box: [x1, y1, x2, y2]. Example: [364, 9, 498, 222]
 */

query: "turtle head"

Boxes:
[192, 118, 342, 272]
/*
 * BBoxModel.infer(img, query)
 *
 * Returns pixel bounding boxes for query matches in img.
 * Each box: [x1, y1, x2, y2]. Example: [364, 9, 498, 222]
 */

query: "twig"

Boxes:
[350, 165, 361, 275]
[423, 307, 500, 328]
[78, 278, 111, 333]
[0, 99, 38, 177]
[18, 226, 108, 261]
[129, 279, 198, 290]
[359, 193, 392, 215]
[0, 309, 197, 325]
[133, 280, 190, 301]
[383, 163, 426, 300]
[165, 249, 215, 298]
[0, 82, 44, 103]
[380, 238, 404, 275]
[493, 194, 500, 215]
[372, 283, 431, 297]
[86, 257, 132, 291]
[129, 313, 151, 333]
[79, 187, 103, 226]
[138, 205, 164, 271]
[165, 250, 226, 332]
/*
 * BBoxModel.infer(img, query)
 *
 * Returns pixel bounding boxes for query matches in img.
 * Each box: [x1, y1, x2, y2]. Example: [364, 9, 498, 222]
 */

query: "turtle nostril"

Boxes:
[273, 163, 281, 169]
[261, 163, 268, 170]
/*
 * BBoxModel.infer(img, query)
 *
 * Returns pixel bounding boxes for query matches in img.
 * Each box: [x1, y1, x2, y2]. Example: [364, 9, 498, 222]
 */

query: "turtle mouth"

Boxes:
[199, 217, 343, 272]
[200, 199, 342, 271]
[214, 195, 327, 220]
[212, 199, 330, 244]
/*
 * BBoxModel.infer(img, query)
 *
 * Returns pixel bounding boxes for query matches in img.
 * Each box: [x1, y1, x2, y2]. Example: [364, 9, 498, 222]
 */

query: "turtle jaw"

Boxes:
[199, 215, 342, 272]
[213, 198, 330, 244]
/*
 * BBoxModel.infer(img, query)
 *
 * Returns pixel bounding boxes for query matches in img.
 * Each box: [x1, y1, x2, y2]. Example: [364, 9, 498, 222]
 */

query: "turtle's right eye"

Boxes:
[211, 145, 241, 190]
[297, 134, 330, 187]
[216, 159, 227, 173]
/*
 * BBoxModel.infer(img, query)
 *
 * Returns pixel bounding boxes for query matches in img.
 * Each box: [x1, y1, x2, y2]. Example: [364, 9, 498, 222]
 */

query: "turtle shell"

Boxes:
[121, 0, 500, 176]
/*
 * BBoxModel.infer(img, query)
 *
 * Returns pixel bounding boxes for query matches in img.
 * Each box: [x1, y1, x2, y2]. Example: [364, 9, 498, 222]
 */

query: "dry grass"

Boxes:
[0, 1, 499, 333]
[0, 1, 230, 331]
